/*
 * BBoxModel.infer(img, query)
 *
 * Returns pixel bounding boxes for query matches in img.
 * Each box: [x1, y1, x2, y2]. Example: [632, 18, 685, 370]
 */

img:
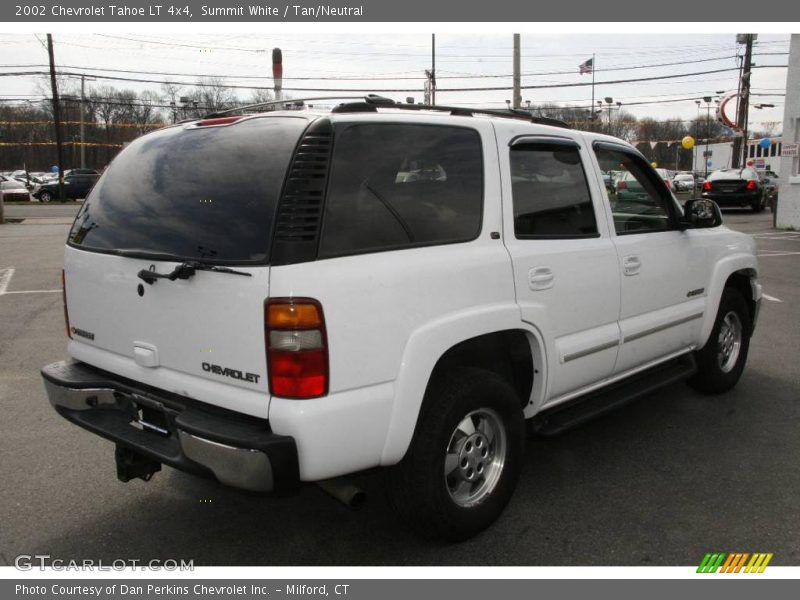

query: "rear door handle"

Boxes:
[623, 255, 641, 276]
[528, 267, 554, 290]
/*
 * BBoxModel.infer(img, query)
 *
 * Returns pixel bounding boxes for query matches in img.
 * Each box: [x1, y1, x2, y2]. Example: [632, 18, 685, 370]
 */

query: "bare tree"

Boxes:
[188, 77, 238, 114]
[610, 109, 638, 141]
[248, 88, 274, 107]
[751, 120, 781, 138]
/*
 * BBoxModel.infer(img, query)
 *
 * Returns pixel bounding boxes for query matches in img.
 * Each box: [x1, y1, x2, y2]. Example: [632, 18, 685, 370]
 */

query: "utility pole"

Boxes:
[703, 96, 712, 178]
[694, 99, 701, 172]
[79, 75, 85, 169]
[425, 35, 436, 106]
[431, 34, 436, 106]
[732, 34, 755, 168]
[47, 34, 65, 202]
[512, 34, 521, 109]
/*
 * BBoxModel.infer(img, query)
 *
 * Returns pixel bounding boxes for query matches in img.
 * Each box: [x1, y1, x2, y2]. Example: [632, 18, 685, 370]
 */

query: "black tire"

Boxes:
[386, 367, 525, 542]
[688, 288, 751, 394]
[39, 191, 53, 203]
[751, 194, 764, 213]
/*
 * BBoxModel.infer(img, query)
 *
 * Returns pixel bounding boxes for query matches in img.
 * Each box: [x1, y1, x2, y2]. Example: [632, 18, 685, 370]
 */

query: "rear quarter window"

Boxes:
[318, 123, 484, 258]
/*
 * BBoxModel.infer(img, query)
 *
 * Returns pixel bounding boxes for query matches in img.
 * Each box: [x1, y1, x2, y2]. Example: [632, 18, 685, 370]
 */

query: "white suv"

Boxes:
[42, 97, 761, 541]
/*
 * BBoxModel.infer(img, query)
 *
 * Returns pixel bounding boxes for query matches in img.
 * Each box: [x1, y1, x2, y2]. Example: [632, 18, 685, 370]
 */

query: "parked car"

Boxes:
[759, 171, 779, 211]
[693, 172, 706, 191]
[602, 171, 613, 192]
[701, 167, 766, 212]
[673, 172, 695, 192]
[615, 167, 673, 201]
[32, 170, 100, 202]
[64, 168, 101, 177]
[42, 98, 761, 541]
[0, 176, 32, 202]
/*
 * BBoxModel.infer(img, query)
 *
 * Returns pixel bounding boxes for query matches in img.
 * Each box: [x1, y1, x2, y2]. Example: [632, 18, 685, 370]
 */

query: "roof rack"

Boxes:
[203, 96, 365, 118]
[203, 94, 569, 129]
[331, 94, 570, 129]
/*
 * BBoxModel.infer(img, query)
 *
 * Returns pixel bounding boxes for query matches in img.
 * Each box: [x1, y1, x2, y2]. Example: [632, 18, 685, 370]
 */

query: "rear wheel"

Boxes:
[751, 194, 764, 212]
[688, 288, 751, 394]
[387, 368, 525, 541]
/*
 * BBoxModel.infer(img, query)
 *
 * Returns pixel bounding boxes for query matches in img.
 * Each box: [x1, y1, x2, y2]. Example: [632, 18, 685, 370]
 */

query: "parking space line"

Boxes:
[752, 231, 800, 237]
[763, 294, 783, 303]
[0, 267, 61, 295]
[0, 268, 15, 295]
[757, 251, 800, 257]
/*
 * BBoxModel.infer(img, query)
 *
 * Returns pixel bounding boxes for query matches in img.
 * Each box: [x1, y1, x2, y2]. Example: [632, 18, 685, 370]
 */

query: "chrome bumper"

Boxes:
[42, 361, 298, 494]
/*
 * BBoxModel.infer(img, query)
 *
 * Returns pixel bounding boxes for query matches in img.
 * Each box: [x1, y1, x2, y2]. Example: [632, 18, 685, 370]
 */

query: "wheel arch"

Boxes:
[379, 305, 546, 466]
[700, 254, 760, 348]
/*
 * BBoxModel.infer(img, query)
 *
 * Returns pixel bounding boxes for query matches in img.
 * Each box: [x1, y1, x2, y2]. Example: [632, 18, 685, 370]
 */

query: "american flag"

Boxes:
[579, 58, 593, 75]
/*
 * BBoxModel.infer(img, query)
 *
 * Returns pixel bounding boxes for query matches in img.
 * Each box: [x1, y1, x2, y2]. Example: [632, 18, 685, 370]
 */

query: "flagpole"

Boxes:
[591, 53, 595, 131]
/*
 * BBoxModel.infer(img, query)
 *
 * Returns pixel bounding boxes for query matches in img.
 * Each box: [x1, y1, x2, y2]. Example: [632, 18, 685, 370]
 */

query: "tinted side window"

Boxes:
[595, 145, 674, 235]
[319, 123, 483, 258]
[510, 143, 598, 238]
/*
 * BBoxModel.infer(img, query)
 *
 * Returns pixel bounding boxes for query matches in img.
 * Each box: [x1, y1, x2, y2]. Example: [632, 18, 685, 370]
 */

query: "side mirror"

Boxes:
[682, 198, 722, 229]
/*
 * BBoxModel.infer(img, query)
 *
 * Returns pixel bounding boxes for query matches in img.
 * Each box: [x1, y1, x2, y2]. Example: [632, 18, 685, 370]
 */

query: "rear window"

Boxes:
[318, 123, 483, 258]
[68, 116, 309, 264]
[708, 169, 744, 181]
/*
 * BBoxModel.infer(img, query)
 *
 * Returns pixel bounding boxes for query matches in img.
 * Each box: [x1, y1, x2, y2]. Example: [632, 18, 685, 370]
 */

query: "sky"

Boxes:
[0, 31, 791, 134]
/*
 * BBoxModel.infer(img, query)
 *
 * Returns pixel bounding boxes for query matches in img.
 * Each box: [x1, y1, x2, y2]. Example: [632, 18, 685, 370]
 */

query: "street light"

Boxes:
[603, 97, 614, 133]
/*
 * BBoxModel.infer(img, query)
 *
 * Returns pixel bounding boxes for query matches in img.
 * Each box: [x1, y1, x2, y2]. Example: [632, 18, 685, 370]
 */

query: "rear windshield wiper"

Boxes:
[138, 261, 252, 285]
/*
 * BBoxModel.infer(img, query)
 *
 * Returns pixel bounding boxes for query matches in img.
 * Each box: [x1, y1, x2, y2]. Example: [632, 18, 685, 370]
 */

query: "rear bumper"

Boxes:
[702, 191, 761, 206]
[41, 361, 299, 493]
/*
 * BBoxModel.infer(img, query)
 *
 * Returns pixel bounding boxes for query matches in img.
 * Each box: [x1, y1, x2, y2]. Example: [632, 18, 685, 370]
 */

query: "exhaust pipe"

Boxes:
[316, 478, 365, 510]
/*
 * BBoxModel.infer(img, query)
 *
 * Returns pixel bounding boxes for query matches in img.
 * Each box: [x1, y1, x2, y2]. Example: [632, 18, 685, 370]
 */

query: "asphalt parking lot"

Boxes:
[0, 206, 798, 566]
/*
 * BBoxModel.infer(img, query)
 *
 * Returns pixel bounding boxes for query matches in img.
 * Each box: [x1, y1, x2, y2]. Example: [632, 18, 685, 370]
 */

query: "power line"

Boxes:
[0, 64, 787, 94]
[0, 52, 787, 82]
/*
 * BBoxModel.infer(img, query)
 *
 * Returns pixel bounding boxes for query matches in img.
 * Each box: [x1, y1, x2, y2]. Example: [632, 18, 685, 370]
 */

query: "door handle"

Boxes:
[622, 255, 641, 276]
[528, 267, 554, 290]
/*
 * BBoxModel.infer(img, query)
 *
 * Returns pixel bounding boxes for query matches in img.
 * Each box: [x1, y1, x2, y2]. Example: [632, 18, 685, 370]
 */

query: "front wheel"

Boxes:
[386, 368, 525, 541]
[39, 191, 53, 203]
[751, 194, 765, 213]
[688, 288, 751, 394]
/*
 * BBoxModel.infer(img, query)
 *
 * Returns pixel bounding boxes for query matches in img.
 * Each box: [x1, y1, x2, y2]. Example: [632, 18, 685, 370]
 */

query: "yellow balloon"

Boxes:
[681, 135, 695, 150]
[651, 162, 658, 168]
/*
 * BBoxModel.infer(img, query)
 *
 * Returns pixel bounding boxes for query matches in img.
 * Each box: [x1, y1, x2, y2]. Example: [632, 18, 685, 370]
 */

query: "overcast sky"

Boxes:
[0, 32, 791, 133]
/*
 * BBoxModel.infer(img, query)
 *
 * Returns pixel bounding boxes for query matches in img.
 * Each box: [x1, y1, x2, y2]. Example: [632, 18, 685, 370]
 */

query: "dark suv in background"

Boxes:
[33, 169, 100, 202]
[701, 167, 766, 212]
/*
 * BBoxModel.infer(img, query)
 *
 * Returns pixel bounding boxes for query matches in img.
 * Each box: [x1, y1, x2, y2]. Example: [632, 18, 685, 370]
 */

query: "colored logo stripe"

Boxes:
[697, 553, 726, 573]
[698, 552, 773, 573]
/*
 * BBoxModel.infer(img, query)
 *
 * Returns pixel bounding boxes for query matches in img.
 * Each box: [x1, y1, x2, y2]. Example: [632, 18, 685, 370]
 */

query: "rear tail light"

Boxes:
[617, 180, 627, 190]
[703, 181, 712, 191]
[746, 180, 757, 191]
[61, 270, 71, 339]
[265, 298, 328, 399]
[664, 179, 672, 190]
